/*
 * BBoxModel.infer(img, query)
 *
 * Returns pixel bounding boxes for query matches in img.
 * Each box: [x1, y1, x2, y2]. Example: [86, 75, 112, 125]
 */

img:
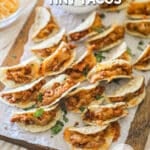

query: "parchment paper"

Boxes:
[0, 2, 150, 150]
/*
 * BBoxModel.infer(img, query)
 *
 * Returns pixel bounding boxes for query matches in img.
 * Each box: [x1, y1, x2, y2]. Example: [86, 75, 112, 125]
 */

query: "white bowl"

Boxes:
[61, 5, 98, 14]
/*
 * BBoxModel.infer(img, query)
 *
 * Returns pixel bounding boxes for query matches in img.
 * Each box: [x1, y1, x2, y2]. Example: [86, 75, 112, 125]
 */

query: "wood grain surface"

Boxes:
[0, 0, 150, 149]
[126, 80, 150, 150]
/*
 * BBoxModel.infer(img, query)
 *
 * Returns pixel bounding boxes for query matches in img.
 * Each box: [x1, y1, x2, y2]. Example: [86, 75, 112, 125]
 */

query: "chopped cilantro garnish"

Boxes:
[127, 47, 132, 56]
[137, 46, 144, 51]
[94, 51, 106, 62]
[93, 27, 105, 33]
[82, 66, 89, 76]
[37, 93, 43, 102]
[23, 104, 36, 111]
[99, 13, 106, 18]
[63, 114, 69, 123]
[138, 40, 144, 45]
[51, 120, 64, 135]
[95, 95, 103, 100]
[33, 108, 44, 118]
[79, 106, 86, 112]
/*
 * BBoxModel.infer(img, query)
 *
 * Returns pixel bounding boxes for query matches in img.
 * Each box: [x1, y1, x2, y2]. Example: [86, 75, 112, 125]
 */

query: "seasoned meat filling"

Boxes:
[6, 66, 33, 84]
[126, 22, 150, 36]
[109, 82, 145, 102]
[44, 44, 74, 72]
[38, 78, 75, 106]
[89, 63, 132, 83]
[65, 52, 96, 81]
[89, 26, 125, 51]
[69, 14, 102, 41]
[65, 86, 105, 111]
[127, 2, 150, 16]
[11, 107, 58, 126]
[2, 79, 46, 104]
[32, 36, 68, 58]
[118, 51, 130, 61]
[64, 122, 120, 149]
[83, 105, 125, 123]
[36, 17, 59, 39]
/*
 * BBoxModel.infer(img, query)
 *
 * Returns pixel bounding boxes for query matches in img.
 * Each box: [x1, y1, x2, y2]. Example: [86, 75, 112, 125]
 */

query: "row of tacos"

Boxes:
[0, 5, 148, 150]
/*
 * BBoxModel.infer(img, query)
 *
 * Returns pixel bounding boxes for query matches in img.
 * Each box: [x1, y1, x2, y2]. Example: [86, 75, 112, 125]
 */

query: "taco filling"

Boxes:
[83, 104, 126, 124]
[89, 26, 125, 51]
[127, 1, 150, 17]
[38, 78, 76, 106]
[65, 51, 96, 81]
[11, 107, 58, 126]
[126, 22, 150, 36]
[65, 86, 105, 112]
[6, 66, 35, 84]
[88, 62, 132, 83]
[36, 17, 59, 40]
[32, 35, 67, 58]
[69, 14, 102, 41]
[1, 79, 46, 104]
[64, 122, 120, 150]
[109, 82, 145, 102]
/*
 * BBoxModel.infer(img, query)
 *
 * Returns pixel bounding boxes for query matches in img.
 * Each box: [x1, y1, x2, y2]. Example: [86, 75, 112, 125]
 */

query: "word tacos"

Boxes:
[68, 11, 103, 41]
[100, 0, 130, 12]
[0, 57, 41, 88]
[11, 105, 61, 132]
[125, 19, 150, 38]
[82, 102, 128, 126]
[87, 24, 125, 51]
[127, 0, 150, 19]
[37, 74, 79, 107]
[41, 42, 76, 76]
[65, 48, 96, 82]
[0, 78, 46, 109]
[31, 29, 67, 58]
[87, 59, 132, 83]
[108, 76, 146, 108]
[134, 45, 150, 70]
[64, 83, 105, 113]
[31, 7, 59, 42]
[64, 122, 120, 150]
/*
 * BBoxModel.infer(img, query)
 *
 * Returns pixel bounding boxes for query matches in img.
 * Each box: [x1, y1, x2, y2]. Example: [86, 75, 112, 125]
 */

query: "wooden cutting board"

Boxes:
[0, 1, 150, 149]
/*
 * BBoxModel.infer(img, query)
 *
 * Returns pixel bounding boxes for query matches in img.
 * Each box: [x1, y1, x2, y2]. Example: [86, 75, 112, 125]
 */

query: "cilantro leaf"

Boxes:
[137, 46, 144, 51]
[37, 93, 43, 102]
[95, 95, 103, 100]
[63, 114, 69, 123]
[23, 104, 36, 111]
[51, 120, 64, 135]
[79, 106, 86, 112]
[94, 51, 105, 62]
[82, 66, 89, 76]
[99, 13, 106, 18]
[127, 47, 132, 56]
[138, 40, 144, 45]
[33, 108, 44, 118]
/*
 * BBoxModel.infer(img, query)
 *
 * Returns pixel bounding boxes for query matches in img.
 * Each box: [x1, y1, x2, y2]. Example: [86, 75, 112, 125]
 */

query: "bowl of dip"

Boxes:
[61, 0, 98, 14]
[0, 0, 30, 28]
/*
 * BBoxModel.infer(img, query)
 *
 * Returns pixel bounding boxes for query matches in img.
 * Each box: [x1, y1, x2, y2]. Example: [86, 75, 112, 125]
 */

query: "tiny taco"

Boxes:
[37, 74, 80, 107]
[64, 122, 120, 150]
[0, 57, 41, 88]
[0, 78, 46, 109]
[41, 42, 76, 76]
[31, 29, 67, 58]
[65, 48, 96, 82]
[87, 24, 125, 51]
[87, 59, 132, 83]
[31, 7, 59, 42]
[125, 19, 150, 38]
[134, 45, 150, 70]
[82, 102, 128, 126]
[107, 76, 146, 108]
[127, 0, 150, 19]
[68, 11, 103, 41]
[109, 42, 132, 62]
[100, 0, 130, 12]
[64, 83, 105, 113]
[11, 105, 61, 132]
